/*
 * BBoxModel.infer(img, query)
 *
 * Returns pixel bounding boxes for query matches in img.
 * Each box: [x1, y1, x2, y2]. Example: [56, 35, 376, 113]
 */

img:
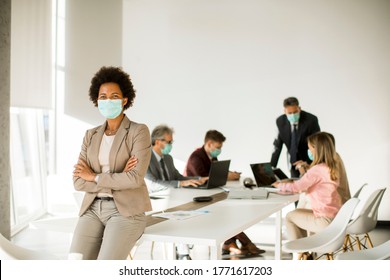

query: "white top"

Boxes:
[97, 134, 115, 197]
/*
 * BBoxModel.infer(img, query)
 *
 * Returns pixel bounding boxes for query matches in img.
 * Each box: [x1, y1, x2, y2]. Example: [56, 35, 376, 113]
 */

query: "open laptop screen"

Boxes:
[184, 159, 231, 189]
[273, 168, 289, 180]
[250, 162, 277, 187]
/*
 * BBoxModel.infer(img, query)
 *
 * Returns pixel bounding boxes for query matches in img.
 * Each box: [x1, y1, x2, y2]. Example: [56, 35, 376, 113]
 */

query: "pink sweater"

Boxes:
[278, 163, 341, 218]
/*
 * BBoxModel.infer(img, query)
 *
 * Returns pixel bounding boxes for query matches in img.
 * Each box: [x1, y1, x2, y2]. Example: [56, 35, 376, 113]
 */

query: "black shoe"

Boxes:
[177, 254, 191, 260]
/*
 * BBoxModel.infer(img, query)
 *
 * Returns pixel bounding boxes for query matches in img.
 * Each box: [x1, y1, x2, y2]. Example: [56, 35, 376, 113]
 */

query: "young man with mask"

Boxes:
[145, 125, 207, 260]
[185, 130, 240, 180]
[270, 97, 320, 178]
[185, 130, 265, 257]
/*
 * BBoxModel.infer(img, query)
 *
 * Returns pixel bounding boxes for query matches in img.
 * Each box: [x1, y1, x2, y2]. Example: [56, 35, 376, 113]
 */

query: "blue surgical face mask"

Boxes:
[307, 149, 314, 161]
[98, 99, 123, 119]
[210, 148, 221, 158]
[287, 112, 300, 124]
[161, 143, 172, 155]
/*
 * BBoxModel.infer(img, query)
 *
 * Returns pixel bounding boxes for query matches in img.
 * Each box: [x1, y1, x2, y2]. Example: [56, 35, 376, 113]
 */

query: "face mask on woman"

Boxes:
[307, 149, 314, 161]
[98, 99, 123, 119]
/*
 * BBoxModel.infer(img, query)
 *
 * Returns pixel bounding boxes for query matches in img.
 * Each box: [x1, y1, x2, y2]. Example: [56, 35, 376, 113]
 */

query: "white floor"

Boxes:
[11, 217, 390, 260]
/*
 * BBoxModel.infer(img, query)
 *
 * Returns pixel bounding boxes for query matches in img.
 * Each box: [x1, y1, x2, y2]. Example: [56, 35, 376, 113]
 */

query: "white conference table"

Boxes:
[30, 185, 298, 260]
[29, 188, 223, 232]
[142, 186, 298, 260]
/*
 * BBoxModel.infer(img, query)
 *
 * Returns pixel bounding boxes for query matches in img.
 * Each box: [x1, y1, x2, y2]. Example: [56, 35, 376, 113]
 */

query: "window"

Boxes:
[10, 108, 53, 234]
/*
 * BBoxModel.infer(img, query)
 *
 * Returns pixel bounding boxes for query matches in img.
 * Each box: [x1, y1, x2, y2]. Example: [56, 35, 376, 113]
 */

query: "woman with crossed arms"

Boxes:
[71, 66, 151, 259]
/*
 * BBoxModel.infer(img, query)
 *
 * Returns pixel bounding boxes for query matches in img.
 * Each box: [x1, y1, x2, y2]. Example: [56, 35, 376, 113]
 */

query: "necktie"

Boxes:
[290, 124, 298, 164]
[160, 158, 169, 181]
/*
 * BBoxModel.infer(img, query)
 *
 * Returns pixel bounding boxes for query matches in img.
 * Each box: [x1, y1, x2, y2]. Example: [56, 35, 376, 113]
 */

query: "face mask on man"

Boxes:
[210, 148, 221, 158]
[98, 99, 123, 119]
[161, 143, 172, 155]
[287, 112, 300, 124]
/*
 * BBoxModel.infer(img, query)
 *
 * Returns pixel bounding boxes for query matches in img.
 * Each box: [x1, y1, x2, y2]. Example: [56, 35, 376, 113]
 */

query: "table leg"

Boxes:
[275, 210, 282, 260]
[209, 244, 221, 260]
[163, 242, 176, 260]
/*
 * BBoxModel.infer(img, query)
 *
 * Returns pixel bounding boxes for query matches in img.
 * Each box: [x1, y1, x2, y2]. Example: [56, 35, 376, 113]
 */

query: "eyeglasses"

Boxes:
[160, 139, 174, 145]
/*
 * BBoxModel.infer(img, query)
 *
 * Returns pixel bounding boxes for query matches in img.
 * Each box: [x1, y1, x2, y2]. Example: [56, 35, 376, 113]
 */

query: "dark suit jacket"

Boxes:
[271, 110, 320, 167]
[146, 151, 194, 189]
[73, 115, 152, 217]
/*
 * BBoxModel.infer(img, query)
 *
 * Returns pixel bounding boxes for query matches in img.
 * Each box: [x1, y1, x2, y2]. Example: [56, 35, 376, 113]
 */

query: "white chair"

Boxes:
[336, 240, 390, 260]
[343, 188, 386, 251]
[282, 198, 360, 260]
[352, 183, 368, 198]
[0, 233, 60, 260]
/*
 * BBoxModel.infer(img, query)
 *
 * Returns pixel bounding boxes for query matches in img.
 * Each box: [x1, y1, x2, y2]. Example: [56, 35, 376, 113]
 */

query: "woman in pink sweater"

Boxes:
[272, 132, 342, 242]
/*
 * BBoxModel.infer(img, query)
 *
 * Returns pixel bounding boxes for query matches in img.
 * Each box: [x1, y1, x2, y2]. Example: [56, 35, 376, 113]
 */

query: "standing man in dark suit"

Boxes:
[271, 97, 320, 178]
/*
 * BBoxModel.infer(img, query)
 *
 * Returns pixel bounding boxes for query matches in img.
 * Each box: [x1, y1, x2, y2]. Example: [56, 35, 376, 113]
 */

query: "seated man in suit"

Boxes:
[146, 125, 207, 193]
[185, 130, 265, 257]
[146, 125, 207, 260]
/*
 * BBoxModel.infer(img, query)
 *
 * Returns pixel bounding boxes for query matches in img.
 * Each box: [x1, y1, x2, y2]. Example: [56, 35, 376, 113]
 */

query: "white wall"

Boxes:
[64, 0, 122, 125]
[48, 0, 123, 213]
[122, 0, 390, 220]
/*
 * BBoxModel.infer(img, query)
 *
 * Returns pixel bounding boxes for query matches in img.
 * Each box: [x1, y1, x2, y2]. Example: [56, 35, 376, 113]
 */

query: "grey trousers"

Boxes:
[70, 199, 147, 260]
[285, 208, 333, 240]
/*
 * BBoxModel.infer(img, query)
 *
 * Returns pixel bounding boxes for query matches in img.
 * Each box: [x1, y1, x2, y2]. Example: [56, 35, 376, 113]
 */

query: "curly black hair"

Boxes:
[89, 66, 136, 110]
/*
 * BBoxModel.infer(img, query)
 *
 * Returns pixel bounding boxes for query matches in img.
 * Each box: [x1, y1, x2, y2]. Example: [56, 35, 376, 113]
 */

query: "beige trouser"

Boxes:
[285, 208, 333, 240]
[70, 199, 147, 260]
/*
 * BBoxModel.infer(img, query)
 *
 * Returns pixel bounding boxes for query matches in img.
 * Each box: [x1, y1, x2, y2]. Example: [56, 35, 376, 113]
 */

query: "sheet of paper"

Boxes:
[152, 210, 208, 220]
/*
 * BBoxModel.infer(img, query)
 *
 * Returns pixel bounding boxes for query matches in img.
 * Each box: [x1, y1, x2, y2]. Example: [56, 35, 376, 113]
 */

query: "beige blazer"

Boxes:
[73, 115, 152, 217]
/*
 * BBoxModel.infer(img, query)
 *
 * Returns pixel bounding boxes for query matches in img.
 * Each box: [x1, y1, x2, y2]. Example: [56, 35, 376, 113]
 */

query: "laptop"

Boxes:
[250, 162, 278, 188]
[250, 162, 295, 195]
[184, 160, 231, 189]
[273, 168, 289, 180]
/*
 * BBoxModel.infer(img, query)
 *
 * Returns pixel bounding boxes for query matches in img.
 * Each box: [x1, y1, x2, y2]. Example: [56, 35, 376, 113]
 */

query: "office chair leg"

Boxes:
[343, 235, 354, 252]
[326, 253, 334, 260]
[342, 235, 348, 252]
[150, 241, 155, 259]
[348, 235, 355, 251]
[128, 246, 135, 260]
[365, 234, 374, 248]
[356, 236, 362, 250]
[298, 252, 313, 260]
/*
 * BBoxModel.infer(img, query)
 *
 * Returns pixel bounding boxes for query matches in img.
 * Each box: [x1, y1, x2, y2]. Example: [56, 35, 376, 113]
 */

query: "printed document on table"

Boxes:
[152, 210, 208, 220]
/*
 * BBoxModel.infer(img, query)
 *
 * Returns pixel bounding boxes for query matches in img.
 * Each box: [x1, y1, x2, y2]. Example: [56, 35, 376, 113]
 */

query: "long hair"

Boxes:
[308, 132, 339, 181]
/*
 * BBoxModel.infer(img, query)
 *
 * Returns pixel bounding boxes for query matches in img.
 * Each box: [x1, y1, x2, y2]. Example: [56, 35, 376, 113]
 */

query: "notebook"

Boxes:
[184, 160, 231, 189]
